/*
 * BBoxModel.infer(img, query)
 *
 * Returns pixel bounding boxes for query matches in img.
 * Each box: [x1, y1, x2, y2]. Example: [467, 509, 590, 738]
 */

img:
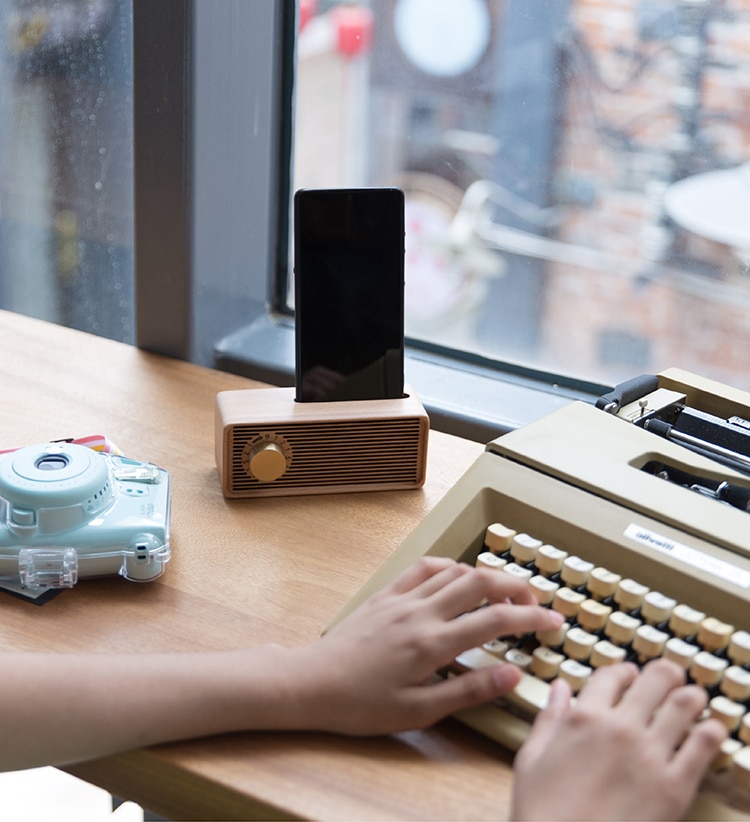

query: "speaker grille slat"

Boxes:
[229, 418, 424, 491]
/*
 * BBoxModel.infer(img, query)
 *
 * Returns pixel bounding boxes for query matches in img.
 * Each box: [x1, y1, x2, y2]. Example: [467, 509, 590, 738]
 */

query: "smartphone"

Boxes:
[294, 187, 405, 402]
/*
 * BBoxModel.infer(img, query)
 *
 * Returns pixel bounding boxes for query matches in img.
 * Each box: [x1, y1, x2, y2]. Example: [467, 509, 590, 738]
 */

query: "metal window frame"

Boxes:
[133, 0, 293, 365]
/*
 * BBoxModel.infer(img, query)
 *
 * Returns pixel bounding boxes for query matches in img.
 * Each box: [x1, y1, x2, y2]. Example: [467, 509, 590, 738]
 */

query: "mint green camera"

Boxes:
[0, 442, 171, 590]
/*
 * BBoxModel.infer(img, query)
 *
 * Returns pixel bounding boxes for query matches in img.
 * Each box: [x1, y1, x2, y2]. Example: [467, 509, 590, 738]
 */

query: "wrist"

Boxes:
[263, 643, 339, 733]
[209, 642, 342, 735]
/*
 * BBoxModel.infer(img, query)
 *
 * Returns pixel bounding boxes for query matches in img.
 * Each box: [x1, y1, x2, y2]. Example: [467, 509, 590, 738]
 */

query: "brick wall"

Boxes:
[543, 0, 750, 387]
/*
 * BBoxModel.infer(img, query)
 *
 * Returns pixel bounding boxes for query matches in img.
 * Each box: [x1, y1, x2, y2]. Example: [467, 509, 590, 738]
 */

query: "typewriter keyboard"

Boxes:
[449, 521, 750, 800]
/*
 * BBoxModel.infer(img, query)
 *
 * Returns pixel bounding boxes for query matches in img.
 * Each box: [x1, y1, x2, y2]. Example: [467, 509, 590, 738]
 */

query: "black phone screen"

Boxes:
[294, 188, 405, 402]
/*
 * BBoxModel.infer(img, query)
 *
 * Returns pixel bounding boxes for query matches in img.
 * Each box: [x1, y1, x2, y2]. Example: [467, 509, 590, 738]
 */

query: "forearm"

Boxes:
[0, 560, 568, 772]
[0, 645, 305, 772]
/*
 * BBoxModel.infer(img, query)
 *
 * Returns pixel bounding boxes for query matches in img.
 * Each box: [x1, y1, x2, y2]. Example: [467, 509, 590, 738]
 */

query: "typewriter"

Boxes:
[331, 368, 750, 820]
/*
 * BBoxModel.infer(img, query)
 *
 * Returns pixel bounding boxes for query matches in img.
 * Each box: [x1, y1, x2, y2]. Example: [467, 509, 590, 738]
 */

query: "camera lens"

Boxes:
[35, 454, 70, 471]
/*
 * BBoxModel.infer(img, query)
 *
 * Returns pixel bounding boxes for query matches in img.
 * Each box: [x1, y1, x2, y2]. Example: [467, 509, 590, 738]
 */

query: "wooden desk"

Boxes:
[0, 310, 515, 821]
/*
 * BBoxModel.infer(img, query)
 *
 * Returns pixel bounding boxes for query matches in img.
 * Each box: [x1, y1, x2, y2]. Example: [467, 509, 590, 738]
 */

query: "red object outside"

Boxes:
[331, 5, 374, 57]
[299, 0, 317, 31]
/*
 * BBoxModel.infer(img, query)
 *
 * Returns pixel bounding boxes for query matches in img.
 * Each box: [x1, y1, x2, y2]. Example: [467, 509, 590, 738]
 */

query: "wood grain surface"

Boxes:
[0, 310, 513, 821]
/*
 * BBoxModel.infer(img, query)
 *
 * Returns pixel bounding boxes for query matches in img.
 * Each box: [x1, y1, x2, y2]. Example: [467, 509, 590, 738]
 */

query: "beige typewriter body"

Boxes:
[331, 368, 750, 820]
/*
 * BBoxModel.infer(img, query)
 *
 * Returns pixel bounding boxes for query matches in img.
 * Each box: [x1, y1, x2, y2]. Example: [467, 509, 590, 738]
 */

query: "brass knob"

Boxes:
[248, 442, 287, 482]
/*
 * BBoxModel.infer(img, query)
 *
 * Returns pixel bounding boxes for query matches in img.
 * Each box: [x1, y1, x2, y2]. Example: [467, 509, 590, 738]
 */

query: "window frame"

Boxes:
[133, 0, 293, 364]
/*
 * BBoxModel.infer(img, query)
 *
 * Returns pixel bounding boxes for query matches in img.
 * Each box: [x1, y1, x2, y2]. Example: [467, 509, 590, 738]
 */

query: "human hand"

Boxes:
[511, 658, 727, 821]
[291, 556, 564, 735]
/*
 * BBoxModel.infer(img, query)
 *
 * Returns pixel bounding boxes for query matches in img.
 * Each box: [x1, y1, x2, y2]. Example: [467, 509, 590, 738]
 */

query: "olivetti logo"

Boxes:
[625, 523, 750, 588]
[635, 528, 675, 551]
[628, 525, 677, 553]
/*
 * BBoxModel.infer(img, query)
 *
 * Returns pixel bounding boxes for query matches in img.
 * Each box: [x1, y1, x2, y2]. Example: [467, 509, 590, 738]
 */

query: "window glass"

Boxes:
[293, 0, 750, 390]
[0, 0, 133, 342]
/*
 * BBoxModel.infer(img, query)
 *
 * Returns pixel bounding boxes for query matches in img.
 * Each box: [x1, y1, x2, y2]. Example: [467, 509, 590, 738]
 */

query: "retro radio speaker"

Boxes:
[215, 386, 429, 498]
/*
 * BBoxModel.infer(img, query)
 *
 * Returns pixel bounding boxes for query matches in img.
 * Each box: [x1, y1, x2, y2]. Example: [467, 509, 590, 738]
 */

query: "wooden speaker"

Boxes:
[215, 387, 429, 498]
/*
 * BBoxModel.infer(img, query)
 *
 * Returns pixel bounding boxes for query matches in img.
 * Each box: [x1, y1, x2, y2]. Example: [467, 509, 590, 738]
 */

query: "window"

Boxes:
[288, 0, 750, 393]
[214, 0, 608, 438]
[0, 0, 289, 369]
[4, 2, 749, 441]
[0, 0, 134, 341]
[219, 0, 750, 436]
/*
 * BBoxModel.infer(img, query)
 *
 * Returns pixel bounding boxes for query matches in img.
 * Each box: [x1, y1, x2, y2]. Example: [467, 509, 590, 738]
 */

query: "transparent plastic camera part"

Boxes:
[8, 539, 170, 590]
[112, 459, 162, 484]
[18, 547, 78, 588]
[120, 536, 171, 582]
